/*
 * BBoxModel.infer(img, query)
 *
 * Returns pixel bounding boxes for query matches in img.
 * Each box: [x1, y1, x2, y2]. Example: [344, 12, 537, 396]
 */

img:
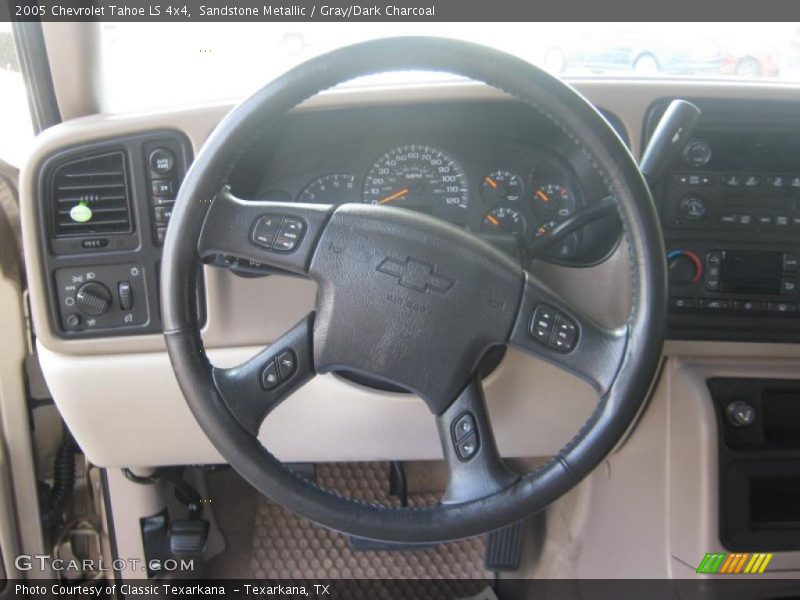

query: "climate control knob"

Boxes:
[75, 282, 112, 316]
[667, 250, 702, 285]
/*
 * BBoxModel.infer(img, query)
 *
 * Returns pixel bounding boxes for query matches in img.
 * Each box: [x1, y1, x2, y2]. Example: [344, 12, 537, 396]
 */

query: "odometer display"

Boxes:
[362, 145, 469, 213]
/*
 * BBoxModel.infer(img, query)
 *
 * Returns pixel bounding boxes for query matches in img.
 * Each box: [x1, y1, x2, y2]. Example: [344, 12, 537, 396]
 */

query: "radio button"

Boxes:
[791, 177, 800, 188]
[782, 278, 798, 294]
[722, 174, 741, 187]
[732, 300, 765, 312]
[757, 215, 772, 226]
[767, 302, 797, 313]
[775, 215, 790, 226]
[738, 214, 754, 226]
[783, 253, 799, 272]
[721, 214, 738, 225]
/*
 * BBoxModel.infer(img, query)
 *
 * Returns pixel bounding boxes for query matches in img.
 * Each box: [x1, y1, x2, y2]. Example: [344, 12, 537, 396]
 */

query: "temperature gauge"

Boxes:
[482, 207, 525, 236]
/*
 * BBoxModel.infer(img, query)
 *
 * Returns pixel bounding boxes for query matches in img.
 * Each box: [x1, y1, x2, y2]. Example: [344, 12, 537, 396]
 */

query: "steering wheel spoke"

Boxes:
[436, 374, 519, 504]
[197, 187, 333, 276]
[507, 272, 628, 397]
[212, 313, 315, 435]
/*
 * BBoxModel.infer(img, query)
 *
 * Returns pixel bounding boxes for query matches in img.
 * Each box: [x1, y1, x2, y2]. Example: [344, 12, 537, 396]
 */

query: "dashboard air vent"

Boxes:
[51, 151, 133, 237]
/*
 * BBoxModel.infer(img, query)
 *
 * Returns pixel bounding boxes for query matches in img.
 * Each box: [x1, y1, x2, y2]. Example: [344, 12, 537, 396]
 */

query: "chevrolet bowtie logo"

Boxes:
[377, 257, 456, 294]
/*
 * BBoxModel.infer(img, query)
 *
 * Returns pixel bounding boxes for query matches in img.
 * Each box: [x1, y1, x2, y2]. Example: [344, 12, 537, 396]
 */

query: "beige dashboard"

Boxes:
[19, 78, 800, 469]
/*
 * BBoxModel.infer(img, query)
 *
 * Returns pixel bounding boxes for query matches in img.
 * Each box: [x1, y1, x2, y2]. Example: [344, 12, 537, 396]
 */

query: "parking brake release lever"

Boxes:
[526, 99, 702, 260]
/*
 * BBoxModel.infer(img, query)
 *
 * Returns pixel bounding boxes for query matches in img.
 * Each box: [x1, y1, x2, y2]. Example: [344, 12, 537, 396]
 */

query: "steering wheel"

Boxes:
[162, 37, 666, 543]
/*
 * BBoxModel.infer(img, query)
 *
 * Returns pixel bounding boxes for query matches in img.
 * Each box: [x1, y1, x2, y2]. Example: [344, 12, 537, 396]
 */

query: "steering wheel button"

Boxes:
[530, 304, 557, 344]
[251, 216, 283, 249]
[260, 361, 280, 390]
[276, 350, 297, 380]
[453, 413, 476, 441]
[455, 432, 479, 461]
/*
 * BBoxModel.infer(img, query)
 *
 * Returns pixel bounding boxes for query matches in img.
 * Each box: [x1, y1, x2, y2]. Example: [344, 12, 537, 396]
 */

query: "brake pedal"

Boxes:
[484, 520, 525, 571]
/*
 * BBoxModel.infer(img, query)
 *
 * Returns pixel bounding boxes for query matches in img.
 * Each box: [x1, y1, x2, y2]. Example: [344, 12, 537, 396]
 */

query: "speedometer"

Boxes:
[362, 145, 469, 213]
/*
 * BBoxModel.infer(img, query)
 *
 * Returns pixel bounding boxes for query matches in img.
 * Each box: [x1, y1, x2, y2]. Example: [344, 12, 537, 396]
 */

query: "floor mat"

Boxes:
[246, 462, 492, 597]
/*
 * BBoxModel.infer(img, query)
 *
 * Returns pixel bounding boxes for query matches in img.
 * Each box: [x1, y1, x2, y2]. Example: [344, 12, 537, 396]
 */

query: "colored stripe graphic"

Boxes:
[697, 552, 774, 575]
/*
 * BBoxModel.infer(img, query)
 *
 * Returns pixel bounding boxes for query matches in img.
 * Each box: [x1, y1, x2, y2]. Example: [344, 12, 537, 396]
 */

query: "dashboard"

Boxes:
[18, 75, 800, 577]
[231, 102, 624, 269]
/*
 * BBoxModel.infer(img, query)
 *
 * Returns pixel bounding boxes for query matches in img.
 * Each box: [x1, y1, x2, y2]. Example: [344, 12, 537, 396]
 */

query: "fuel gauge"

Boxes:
[533, 184, 576, 219]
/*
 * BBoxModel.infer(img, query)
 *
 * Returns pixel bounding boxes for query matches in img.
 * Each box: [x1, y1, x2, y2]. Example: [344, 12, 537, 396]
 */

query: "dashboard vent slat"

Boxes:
[51, 151, 133, 237]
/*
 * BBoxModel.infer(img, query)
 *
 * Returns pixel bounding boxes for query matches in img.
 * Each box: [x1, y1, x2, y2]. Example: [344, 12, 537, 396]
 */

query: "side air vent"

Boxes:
[51, 151, 133, 237]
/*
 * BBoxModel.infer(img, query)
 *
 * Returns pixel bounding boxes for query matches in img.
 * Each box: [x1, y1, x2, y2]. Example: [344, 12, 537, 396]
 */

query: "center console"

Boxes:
[648, 99, 800, 341]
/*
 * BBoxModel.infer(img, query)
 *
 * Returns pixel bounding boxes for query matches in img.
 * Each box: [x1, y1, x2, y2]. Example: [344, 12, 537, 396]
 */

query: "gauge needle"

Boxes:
[536, 190, 550, 202]
[378, 187, 410, 205]
[486, 214, 500, 227]
[484, 176, 498, 189]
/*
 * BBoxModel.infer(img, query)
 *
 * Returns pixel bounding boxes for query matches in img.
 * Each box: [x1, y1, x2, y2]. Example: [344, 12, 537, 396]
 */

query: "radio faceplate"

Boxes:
[648, 98, 800, 342]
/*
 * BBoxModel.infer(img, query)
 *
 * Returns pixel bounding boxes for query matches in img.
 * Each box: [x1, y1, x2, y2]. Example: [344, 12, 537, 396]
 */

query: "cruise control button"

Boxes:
[272, 218, 306, 252]
[261, 361, 280, 390]
[276, 350, 297, 380]
[455, 432, 479, 461]
[251, 215, 283, 249]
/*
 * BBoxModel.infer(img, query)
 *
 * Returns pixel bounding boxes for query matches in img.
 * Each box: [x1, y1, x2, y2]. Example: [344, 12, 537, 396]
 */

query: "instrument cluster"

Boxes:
[261, 141, 589, 261]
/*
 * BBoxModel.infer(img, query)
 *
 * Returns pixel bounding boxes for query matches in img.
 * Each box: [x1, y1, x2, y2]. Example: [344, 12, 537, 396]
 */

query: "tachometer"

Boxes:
[298, 173, 355, 204]
[362, 145, 469, 212]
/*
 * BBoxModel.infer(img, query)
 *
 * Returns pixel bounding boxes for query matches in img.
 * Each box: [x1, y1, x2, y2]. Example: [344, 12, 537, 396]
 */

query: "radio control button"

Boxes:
[744, 175, 760, 187]
[722, 174, 741, 187]
[781, 278, 798, 294]
[775, 215, 790, 226]
[783, 253, 799, 272]
[721, 214, 738, 225]
[791, 177, 800, 188]
[767, 302, 797, 313]
[757, 215, 772, 226]
[738, 214, 754, 226]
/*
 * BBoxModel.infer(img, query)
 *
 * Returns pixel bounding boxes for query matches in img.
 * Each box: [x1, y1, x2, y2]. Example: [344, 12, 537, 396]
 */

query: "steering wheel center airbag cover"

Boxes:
[310, 204, 522, 412]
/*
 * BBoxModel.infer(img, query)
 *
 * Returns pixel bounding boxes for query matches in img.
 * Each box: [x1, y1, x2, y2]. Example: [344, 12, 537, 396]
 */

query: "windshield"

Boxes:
[102, 22, 800, 112]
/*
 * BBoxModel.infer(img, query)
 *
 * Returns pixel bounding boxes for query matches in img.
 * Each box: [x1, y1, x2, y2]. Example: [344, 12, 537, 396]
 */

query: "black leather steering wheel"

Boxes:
[161, 37, 666, 543]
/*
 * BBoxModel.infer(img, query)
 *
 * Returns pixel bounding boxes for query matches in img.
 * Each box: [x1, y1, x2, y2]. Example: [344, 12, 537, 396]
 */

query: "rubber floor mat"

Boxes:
[249, 462, 493, 597]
